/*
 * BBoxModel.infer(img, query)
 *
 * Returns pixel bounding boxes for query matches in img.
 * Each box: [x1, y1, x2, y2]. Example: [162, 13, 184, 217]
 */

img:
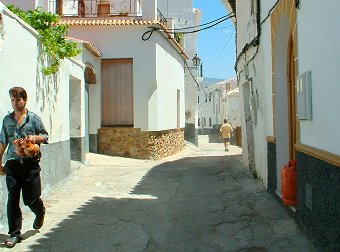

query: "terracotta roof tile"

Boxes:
[60, 18, 188, 59]
[59, 18, 159, 26]
[66, 37, 101, 57]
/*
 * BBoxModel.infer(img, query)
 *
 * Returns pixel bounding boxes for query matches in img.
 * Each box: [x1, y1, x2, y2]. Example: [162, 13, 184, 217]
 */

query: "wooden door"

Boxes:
[101, 59, 133, 126]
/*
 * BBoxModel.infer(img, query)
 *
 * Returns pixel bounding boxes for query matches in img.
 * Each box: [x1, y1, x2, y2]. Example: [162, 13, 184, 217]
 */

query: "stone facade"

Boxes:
[98, 127, 184, 160]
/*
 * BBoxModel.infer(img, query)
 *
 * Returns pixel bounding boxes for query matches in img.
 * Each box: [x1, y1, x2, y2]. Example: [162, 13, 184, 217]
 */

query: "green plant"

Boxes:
[7, 5, 81, 75]
[174, 32, 184, 44]
[119, 11, 128, 16]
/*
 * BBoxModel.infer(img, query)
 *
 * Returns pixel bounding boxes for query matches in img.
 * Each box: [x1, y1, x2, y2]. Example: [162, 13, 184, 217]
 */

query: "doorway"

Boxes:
[287, 36, 297, 160]
[69, 76, 84, 162]
[242, 80, 255, 172]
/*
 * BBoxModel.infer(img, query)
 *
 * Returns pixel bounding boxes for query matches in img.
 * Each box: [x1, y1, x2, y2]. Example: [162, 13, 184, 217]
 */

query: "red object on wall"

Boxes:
[281, 160, 297, 206]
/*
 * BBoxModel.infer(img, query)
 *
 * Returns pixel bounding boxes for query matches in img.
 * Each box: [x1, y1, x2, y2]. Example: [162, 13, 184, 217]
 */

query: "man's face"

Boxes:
[10, 95, 27, 112]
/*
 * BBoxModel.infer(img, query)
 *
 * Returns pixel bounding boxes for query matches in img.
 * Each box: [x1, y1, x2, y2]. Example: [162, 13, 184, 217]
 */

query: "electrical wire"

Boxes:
[210, 24, 234, 30]
[142, 27, 158, 41]
[142, 13, 234, 40]
[172, 14, 235, 35]
[166, 13, 234, 31]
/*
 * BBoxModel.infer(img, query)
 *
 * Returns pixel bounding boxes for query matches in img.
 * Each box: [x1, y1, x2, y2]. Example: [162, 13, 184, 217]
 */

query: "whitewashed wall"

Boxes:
[198, 81, 225, 131]
[224, 0, 276, 183]
[224, 89, 240, 129]
[198, 90, 220, 130]
[155, 43, 185, 130]
[237, 19, 274, 185]
[67, 25, 185, 132]
[297, 1, 340, 155]
[78, 43, 101, 136]
[234, 0, 256, 56]
[158, 0, 201, 144]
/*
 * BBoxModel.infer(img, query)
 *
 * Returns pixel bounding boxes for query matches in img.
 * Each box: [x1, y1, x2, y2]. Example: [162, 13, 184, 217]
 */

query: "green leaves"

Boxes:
[7, 5, 81, 75]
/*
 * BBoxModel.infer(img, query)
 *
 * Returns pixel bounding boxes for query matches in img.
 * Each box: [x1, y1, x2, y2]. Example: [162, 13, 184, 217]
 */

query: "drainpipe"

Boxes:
[143, 0, 157, 20]
[257, 0, 261, 39]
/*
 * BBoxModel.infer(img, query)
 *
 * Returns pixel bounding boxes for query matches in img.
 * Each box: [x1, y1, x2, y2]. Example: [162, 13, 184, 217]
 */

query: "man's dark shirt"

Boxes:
[0, 110, 48, 162]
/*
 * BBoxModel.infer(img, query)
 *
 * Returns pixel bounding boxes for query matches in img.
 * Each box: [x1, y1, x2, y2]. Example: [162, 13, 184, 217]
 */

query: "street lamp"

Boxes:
[192, 54, 201, 68]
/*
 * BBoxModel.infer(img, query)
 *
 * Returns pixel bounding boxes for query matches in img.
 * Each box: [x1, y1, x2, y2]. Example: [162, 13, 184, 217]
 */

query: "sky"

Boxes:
[193, 0, 236, 80]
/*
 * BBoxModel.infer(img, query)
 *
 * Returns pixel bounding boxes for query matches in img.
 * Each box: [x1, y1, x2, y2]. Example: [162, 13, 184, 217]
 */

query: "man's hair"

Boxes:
[9, 87, 27, 100]
[224, 119, 228, 123]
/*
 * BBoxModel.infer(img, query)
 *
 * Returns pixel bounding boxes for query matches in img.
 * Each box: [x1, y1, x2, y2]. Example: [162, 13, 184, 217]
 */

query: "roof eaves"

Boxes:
[60, 18, 188, 60]
[66, 36, 102, 57]
[227, 0, 236, 14]
[157, 22, 189, 60]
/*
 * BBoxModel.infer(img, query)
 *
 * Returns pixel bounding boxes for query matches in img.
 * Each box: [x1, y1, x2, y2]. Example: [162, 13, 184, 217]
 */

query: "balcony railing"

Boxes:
[49, 0, 142, 17]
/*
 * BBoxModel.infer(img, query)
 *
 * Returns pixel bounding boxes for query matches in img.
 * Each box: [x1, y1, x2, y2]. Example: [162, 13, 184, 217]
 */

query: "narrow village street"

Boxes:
[0, 137, 316, 252]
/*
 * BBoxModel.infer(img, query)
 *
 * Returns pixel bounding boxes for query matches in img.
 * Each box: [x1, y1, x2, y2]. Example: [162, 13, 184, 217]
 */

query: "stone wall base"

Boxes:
[98, 127, 184, 160]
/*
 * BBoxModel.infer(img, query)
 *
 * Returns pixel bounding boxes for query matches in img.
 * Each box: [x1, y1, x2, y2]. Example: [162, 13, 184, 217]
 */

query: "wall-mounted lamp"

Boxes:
[192, 54, 201, 68]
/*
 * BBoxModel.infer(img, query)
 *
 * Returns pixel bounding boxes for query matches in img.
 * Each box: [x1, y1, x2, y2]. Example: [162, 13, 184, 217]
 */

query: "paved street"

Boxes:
[0, 136, 316, 251]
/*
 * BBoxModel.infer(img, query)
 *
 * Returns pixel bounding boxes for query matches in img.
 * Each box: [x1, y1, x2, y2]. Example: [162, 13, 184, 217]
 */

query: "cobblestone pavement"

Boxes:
[0, 136, 317, 251]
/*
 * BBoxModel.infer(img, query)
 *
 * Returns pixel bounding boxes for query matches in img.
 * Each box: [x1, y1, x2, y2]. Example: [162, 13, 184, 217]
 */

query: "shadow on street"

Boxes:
[26, 154, 314, 252]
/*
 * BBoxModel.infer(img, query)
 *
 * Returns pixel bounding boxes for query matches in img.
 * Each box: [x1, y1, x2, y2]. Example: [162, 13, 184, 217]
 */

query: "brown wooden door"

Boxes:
[101, 59, 133, 126]
[288, 37, 297, 160]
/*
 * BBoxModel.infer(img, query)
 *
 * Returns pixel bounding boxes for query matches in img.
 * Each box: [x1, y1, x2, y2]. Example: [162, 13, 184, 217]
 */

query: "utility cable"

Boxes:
[210, 24, 234, 30]
[166, 13, 234, 31]
[171, 14, 235, 35]
[142, 27, 158, 41]
[142, 13, 234, 40]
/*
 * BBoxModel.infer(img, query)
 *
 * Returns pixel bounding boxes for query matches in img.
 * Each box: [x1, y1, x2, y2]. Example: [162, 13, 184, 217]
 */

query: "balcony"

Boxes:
[49, 0, 142, 18]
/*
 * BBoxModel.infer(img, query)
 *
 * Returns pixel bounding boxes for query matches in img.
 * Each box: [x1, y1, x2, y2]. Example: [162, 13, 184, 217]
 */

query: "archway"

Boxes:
[84, 63, 97, 153]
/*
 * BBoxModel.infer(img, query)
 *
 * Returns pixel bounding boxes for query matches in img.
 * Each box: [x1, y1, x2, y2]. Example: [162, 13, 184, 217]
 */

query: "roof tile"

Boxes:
[59, 18, 160, 26]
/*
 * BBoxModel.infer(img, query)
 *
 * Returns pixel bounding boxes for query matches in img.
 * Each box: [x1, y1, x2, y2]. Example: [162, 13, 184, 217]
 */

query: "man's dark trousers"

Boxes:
[5, 160, 45, 237]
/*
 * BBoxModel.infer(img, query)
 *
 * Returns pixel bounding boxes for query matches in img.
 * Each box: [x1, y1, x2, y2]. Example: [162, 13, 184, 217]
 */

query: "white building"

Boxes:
[158, 0, 201, 146]
[222, 0, 340, 250]
[197, 77, 237, 135]
[59, 0, 187, 159]
[222, 87, 240, 129]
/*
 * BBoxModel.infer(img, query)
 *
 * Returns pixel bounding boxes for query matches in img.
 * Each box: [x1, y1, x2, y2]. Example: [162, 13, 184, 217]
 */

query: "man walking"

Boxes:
[0, 87, 48, 248]
[220, 119, 233, 151]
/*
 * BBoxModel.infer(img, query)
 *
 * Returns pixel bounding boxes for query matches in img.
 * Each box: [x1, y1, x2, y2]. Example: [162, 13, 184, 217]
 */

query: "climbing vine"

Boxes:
[7, 5, 81, 75]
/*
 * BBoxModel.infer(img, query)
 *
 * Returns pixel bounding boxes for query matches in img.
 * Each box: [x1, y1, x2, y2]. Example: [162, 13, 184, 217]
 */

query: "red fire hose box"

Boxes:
[281, 160, 297, 206]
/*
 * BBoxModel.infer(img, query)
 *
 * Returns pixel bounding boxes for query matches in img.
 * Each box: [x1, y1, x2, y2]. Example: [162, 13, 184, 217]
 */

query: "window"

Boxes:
[204, 117, 206, 126]
[55, 0, 62, 15]
[209, 118, 212, 127]
[205, 94, 207, 102]
[198, 95, 200, 103]
[198, 118, 200, 126]
[213, 99, 215, 114]
[209, 94, 211, 101]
